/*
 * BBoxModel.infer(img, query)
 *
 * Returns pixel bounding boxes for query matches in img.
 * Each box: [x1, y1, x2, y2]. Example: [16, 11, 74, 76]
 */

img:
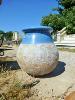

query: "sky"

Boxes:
[0, 0, 58, 32]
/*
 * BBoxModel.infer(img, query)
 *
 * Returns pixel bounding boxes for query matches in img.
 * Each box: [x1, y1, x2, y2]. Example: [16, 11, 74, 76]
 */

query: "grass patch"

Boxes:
[0, 70, 33, 100]
[0, 84, 32, 100]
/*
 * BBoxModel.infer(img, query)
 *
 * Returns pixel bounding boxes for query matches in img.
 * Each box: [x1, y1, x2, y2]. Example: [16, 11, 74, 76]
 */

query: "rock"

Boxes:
[15, 70, 40, 88]
[65, 91, 75, 100]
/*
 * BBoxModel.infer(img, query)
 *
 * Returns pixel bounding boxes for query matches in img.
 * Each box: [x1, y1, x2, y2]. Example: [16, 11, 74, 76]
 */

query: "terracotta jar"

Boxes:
[17, 27, 59, 76]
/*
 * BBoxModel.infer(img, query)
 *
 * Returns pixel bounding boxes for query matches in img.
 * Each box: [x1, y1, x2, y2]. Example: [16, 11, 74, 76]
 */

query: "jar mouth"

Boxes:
[21, 32, 53, 44]
[22, 27, 53, 34]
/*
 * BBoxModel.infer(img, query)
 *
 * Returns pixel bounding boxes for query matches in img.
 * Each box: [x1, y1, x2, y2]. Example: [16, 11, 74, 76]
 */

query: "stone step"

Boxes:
[68, 34, 75, 38]
[64, 37, 75, 41]
[60, 40, 75, 43]
[54, 42, 75, 47]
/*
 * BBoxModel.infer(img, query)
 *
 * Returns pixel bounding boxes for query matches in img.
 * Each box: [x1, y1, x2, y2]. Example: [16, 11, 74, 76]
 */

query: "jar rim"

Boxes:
[22, 27, 53, 34]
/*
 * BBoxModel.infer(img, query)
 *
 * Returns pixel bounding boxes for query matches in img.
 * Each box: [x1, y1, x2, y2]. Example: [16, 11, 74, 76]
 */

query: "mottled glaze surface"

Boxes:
[17, 27, 59, 76]
[17, 43, 59, 76]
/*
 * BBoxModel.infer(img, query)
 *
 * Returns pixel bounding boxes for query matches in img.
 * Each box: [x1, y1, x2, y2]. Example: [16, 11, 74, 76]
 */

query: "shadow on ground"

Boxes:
[0, 61, 20, 72]
[0, 61, 66, 78]
[36, 61, 66, 78]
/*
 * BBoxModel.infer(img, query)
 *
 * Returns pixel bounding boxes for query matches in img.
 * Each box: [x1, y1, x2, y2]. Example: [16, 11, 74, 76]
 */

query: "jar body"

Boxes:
[17, 28, 59, 76]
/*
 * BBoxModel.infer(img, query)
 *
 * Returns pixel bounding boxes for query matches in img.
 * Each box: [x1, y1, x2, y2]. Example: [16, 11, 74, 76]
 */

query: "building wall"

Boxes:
[13, 32, 19, 41]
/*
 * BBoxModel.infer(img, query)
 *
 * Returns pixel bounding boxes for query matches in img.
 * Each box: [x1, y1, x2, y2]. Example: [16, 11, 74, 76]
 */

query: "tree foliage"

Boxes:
[5, 31, 13, 41]
[42, 14, 65, 31]
[58, 0, 75, 9]
[0, 30, 13, 41]
[41, 0, 75, 34]
[0, 30, 5, 40]
[63, 7, 75, 34]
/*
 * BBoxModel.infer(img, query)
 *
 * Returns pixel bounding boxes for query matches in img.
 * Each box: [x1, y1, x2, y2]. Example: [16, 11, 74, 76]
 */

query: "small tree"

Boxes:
[0, 30, 5, 46]
[5, 31, 13, 41]
[41, 14, 65, 32]
[41, 0, 75, 34]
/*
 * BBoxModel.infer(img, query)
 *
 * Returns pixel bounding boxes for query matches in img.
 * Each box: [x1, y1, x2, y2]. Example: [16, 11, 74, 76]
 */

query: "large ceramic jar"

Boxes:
[17, 27, 59, 76]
